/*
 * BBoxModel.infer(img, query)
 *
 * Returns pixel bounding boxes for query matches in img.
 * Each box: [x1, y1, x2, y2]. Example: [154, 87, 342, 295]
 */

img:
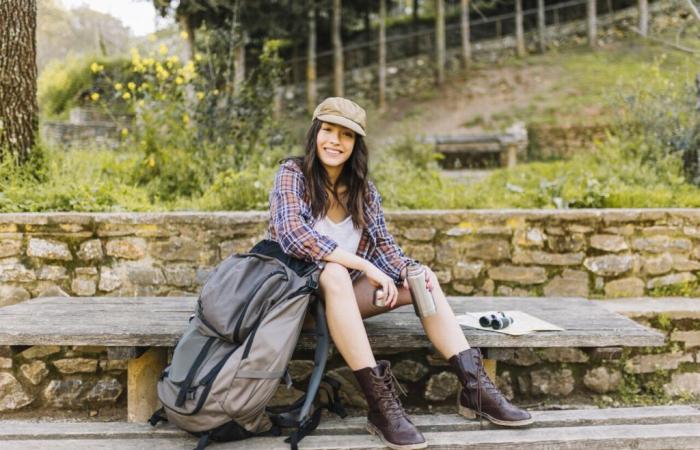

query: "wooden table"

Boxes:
[0, 296, 664, 422]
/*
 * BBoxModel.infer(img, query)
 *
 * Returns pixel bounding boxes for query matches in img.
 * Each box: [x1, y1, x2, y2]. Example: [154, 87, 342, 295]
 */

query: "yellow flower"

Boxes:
[194, 53, 203, 62]
[90, 62, 104, 73]
[175, 76, 184, 85]
[168, 55, 180, 64]
[213, 89, 219, 96]
[121, 128, 129, 137]
[137, 100, 145, 107]
[159, 44, 168, 55]
[180, 31, 189, 40]
[122, 92, 131, 100]
[90, 92, 100, 101]
[182, 113, 190, 125]
[127, 82, 136, 91]
[196, 91, 205, 100]
[114, 83, 123, 91]
[147, 156, 156, 167]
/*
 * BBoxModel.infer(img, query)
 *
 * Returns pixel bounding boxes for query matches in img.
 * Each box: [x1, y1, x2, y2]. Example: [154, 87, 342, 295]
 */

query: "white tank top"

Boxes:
[313, 215, 362, 254]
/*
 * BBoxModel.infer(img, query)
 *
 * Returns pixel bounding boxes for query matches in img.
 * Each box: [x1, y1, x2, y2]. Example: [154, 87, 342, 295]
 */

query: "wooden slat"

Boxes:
[0, 296, 665, 348]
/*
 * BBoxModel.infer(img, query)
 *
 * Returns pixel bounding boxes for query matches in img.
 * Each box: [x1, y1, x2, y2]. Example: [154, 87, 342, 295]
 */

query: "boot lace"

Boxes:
[471, 349, 507, 429]
[376, 368, 408, 422]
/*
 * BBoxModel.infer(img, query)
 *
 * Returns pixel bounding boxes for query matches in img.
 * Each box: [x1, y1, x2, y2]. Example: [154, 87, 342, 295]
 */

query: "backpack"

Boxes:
[149, 239, 346, 450]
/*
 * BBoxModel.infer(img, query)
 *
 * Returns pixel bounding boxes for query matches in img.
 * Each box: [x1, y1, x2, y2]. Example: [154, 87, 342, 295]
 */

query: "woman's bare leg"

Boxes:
[353, 271, 470, 359]
[320, 262, 376, 371]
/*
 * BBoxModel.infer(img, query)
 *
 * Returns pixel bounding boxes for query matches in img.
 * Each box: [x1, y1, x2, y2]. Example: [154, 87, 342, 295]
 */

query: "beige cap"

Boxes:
[312, 97, 367, 136]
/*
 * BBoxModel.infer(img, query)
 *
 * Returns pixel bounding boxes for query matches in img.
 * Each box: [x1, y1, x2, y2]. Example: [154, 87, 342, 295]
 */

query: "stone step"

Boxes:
[594, 297, 700, 319]
[1, 406, 698, 449]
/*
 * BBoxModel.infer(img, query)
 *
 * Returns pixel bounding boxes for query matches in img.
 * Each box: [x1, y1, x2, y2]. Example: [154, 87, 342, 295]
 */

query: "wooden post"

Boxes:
[435, 0, 446, 85]
[306, 3, 317, 114]
[638, 0, 648, 37]
[332, 0, 344, 97]
[483, 358, 497, 382]
[127, 347, 167, 423]
[378, 0, 387, 110]
[461, 0, 471, 69]
[587, 0, 597, 48]
[515, 0, 526, 57]
[234, 33, 246, 95]
[537, 0, 546, 53]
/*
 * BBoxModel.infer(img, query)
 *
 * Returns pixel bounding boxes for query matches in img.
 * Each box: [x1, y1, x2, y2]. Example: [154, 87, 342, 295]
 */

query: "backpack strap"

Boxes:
[192, 432, 210, 450]
[284, 407, 322, 450]
[320, 375, 347, 418]
[147, 407, 167, 426]
[296, 297, 329, 423]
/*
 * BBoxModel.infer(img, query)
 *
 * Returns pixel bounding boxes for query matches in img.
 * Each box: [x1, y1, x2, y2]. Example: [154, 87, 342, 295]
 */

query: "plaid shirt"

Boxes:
[267, 160, 415, 284]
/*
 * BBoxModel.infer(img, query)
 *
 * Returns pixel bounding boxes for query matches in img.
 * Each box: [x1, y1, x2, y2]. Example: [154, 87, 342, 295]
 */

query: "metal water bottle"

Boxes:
[406, 263, 437, 318]
[372, 287, 386, 308]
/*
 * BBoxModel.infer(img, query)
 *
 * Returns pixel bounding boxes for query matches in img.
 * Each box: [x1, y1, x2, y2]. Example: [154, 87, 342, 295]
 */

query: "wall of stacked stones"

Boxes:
[1, 210, 699, 416]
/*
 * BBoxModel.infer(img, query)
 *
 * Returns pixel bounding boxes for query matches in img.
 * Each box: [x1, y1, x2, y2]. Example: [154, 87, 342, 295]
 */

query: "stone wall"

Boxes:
[1, 210, 700, 417]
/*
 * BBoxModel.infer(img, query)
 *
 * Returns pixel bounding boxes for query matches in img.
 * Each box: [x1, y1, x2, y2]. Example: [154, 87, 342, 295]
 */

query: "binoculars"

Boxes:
[479, 311, 514, 330]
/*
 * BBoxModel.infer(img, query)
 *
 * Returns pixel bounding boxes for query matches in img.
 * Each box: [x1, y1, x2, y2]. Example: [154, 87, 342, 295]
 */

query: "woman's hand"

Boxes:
[364, 263, 399, 308]
[401, 265, 435, 292]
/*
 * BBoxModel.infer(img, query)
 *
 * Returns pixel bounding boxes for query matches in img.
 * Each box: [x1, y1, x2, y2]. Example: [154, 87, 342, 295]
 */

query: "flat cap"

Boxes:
[312, 97, 367, 136]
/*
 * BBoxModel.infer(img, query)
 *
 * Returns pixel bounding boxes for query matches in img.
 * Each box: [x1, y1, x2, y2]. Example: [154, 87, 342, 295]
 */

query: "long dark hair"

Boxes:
[285, 119, 370, 229]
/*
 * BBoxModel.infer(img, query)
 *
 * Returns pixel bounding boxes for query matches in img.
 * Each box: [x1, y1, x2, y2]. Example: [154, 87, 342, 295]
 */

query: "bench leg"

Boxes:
[127, 347, 167, 423]
[483, 358, 497, 381]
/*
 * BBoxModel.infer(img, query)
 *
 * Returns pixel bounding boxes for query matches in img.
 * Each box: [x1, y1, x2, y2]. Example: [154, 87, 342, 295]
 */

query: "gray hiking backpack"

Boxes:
[149, 240, 346, 450]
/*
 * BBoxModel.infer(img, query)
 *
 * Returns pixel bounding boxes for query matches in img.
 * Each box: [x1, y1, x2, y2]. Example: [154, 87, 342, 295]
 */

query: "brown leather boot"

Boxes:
[353, 361, 427, 450]
[449, 348, 533, 427]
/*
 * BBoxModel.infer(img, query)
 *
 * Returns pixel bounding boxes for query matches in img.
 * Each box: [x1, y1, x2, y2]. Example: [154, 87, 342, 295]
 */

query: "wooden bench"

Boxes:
[0, 295, 664, 424]
[426, 123, 528, 169]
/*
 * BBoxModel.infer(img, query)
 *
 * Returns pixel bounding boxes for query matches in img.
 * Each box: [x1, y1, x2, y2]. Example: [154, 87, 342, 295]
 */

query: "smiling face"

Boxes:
[316, 121, 356, 174]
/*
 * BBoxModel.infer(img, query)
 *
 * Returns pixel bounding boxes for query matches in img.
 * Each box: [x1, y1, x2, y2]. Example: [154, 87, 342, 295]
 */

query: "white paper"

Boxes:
[456, 311, 565, 336]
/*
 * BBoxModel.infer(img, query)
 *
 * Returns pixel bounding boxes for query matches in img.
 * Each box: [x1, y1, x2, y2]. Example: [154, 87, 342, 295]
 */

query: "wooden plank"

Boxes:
[0, 296, 665, 348]
[127, 347, 167, 423]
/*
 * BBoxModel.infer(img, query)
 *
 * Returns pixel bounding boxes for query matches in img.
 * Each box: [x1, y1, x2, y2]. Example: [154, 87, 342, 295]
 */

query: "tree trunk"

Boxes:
[413, 0, 420, 55]
[461, 0, 471, 69]
[435, 0, 446, 85]
[307, 4, 317, 114]
[0, 0, 37, 164]
[638, 0, 648, 37]
[234, 34, 245, 95]
[379, 0, 387, 109]
[537, 0, 546, 53]
[515, 0, 526, 57]
[332, 0, 343, 97]
[177, 13, 196, 61]
[587, 0, 597, 48]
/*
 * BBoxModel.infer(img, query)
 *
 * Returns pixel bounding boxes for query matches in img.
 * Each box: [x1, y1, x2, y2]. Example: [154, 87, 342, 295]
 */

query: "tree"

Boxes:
[306, 1, 317, 113]
[332, 0, 343, 96]
[537, 0, 546, 52]
[461, 0, 471, 69]
[435, 0, 445, 84]
[638, 0, 648, 37]
[378, 0, 387, 109]
[587, 0, 597, 47]
[515, 0, 526, 57]
[0, 0, 38, 163]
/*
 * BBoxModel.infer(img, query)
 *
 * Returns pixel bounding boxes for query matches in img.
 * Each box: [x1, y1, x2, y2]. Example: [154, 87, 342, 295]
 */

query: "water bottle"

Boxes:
[406, 263, 437, 318]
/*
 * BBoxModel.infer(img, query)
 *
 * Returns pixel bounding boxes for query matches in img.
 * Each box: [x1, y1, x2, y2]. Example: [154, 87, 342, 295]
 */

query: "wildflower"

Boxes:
[159, 44, 168, 55]
[175, 76, 184, 85]
[194, 53, 203, 62]
[122, 92, 131, 100]
[196, 92, 205, 100]
[147, 156, 156, 167]
[127, 82, 136, 91]
[90, 92, 100, 101]
[168, 55, 180, 65]
[180, 31, 189, 40]
[121, 128, 129, 137]
[90, 62, 103, 73]
[182, 113, 190, 125]
[114, 83, 123, 91]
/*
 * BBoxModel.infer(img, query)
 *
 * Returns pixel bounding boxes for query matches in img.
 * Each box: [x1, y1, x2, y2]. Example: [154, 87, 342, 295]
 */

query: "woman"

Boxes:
[268, 97, 532, 449]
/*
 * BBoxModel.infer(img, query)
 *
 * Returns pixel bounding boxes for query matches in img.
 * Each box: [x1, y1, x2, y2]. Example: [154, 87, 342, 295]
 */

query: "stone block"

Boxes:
[0, 285, 30, 307]
[392, 359, 429, 383]
[568, 224, 594, 234]
[268, 386, 305, 407]
[127, 266, 166, 285]
[488, 348, 540, 366]
[327, 366, 366, 409]
[424, 371, 460, 401]
[452, 261, 483, 281]
[404, 227, 436, 241]
[632, 236, 692, 254]
[99, 360, 128, 372]
[513, 250, 584, 266]
[583, 367, 622, 394]
[544, 269, 589, 297]
[643, 253, 673, 276]
[36, 265, 68, 281]
[0, 239, 21, 258]
[540, 348, 589, 363]
[20, 345, 61, 359]
[605, 277, 644, 298]
[53, 358, 99, 374]
[488, 265, 547, 285]
[20, 360, 49, 385]
[583, 255, 634, 277]
[43, 379, 86, 408]
[78, 239, 104, 261]
[513, 228, 545, 248]
[602, 225, 634, 236]
[547, 234, 585, 253]
[105, 238, 146, 260]
[496, 285, 530, 296]
[0, 357, 11, 369]
[590, 235, 628, 253]
[27, 238, 72, 260]
[646, 272, 697, 289]
[671, 255, 700, 272]
[287, 360, 314, 382]
[0, 373, 33, 412]
[164, 265, 197, 287]
[463, 239, 511, 261]
[479, 279, 495, 295]
[670, 330, 700, 348]
[36, 285, 70, 298]
[452, 283, 474, 294]
[0, 263, 36, 282]
[663, 373, 700, 397]
[403, 244, 435, 263]
[434, 270, 451, 284]
[150, 237, 200, 262]
[75, 267, 98, 277]
[71, 278, 96, 296]
[496, 371, 515, 401]
[98, 267, 122, 292]
[530, 368, 575, 397]
[624, 352, 693, 374]
[86, 378, 123, 403]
